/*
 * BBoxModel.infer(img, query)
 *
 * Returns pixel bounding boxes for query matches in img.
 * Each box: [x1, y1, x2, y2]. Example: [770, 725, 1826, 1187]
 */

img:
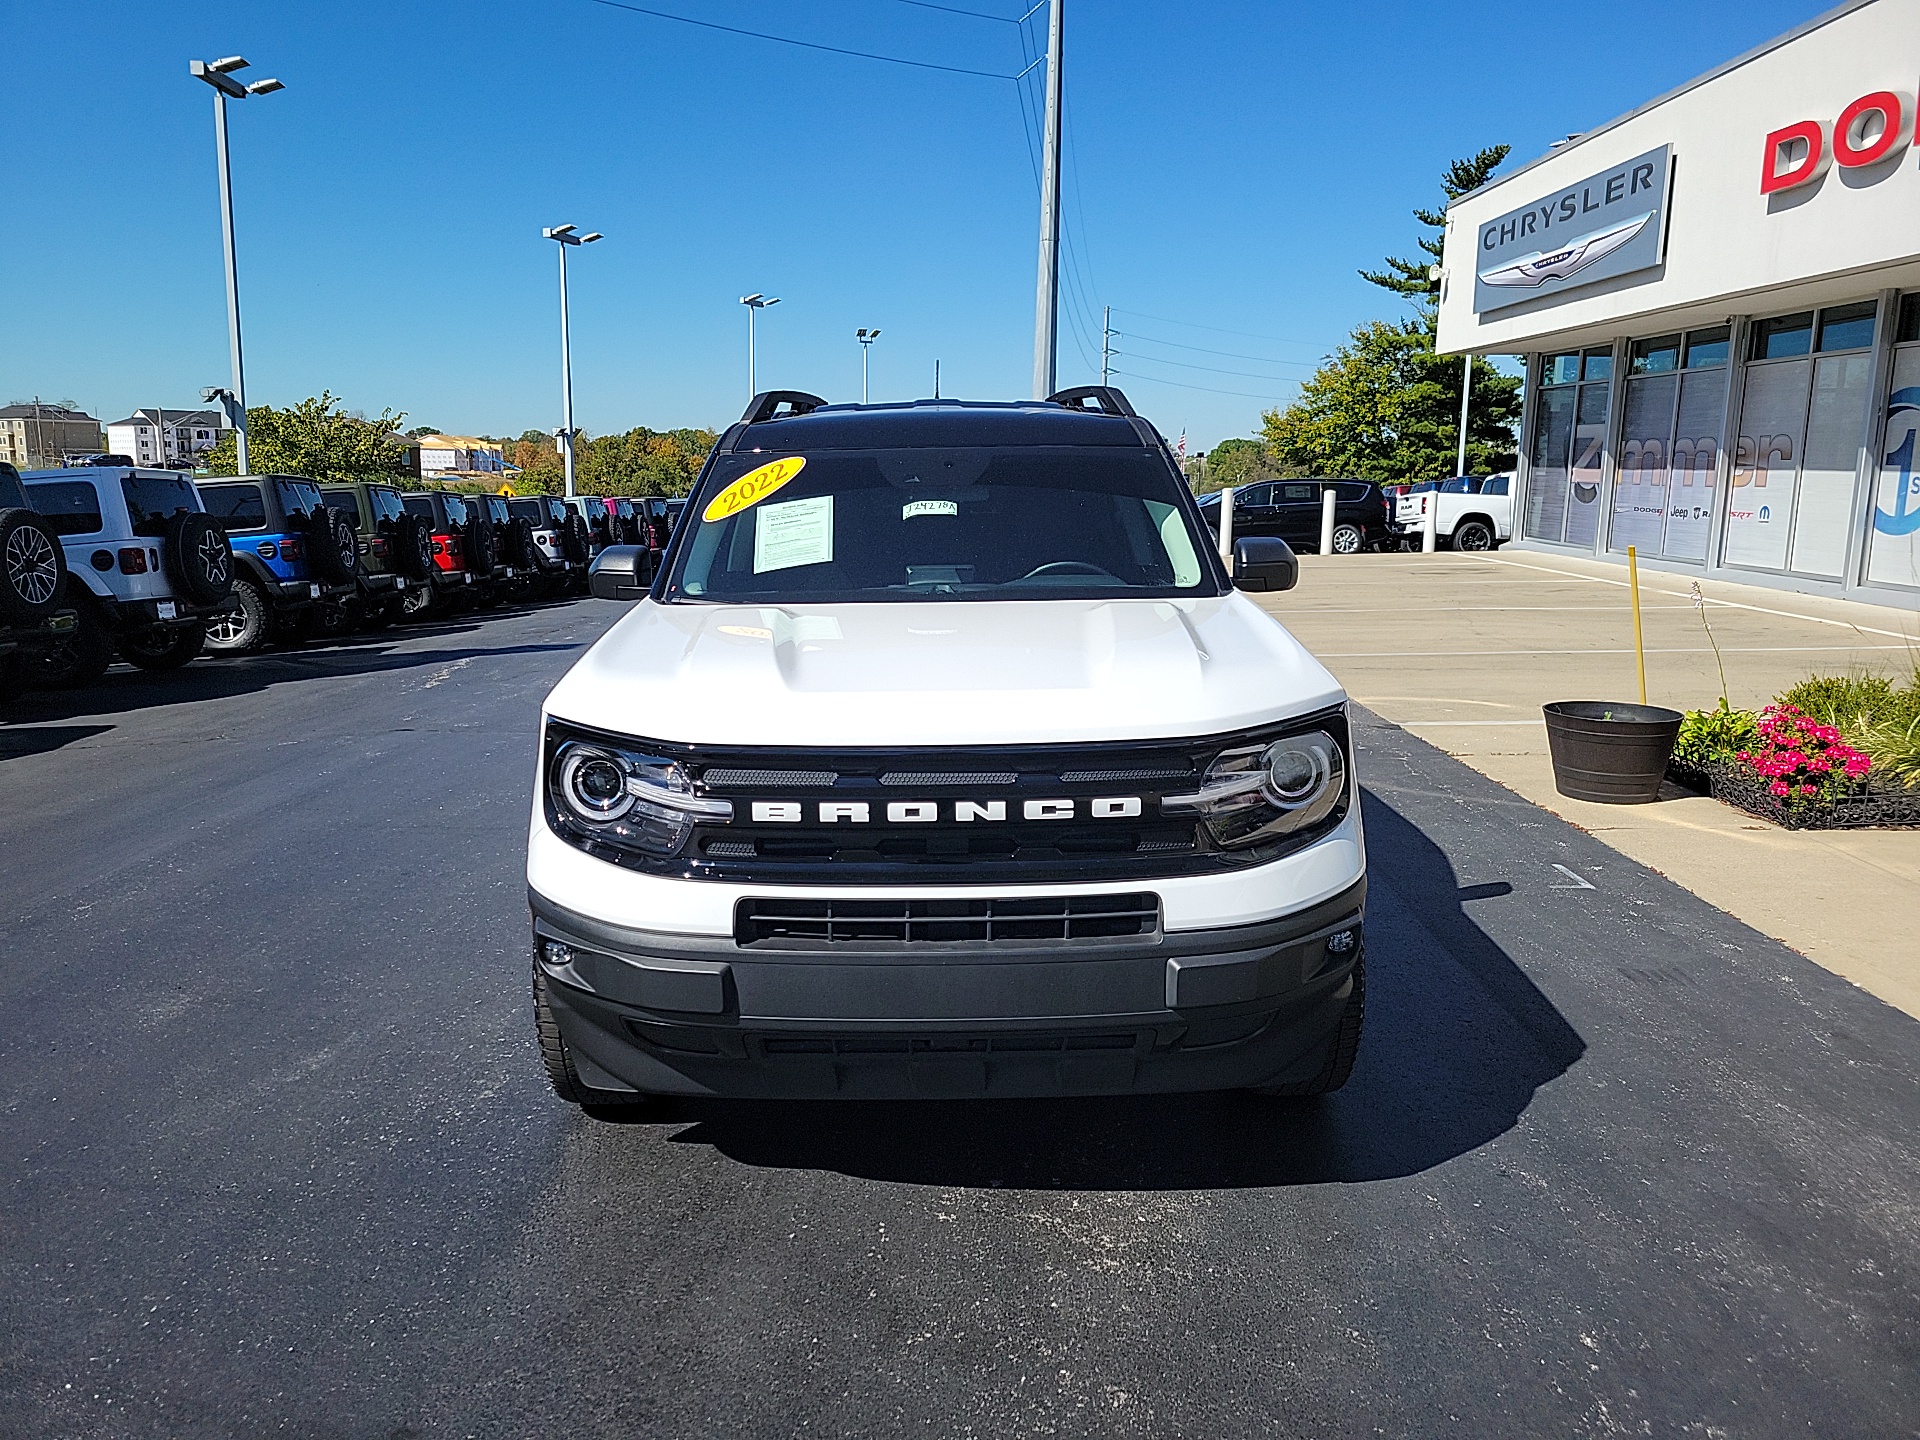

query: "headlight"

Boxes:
[1162, 728, 1346, 848]
[549, 738, 732, 856]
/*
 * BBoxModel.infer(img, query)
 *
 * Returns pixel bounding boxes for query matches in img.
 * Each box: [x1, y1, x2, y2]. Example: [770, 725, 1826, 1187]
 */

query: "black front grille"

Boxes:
[758, 1031, 1139, 1055]
[736, 892, 1160, 946]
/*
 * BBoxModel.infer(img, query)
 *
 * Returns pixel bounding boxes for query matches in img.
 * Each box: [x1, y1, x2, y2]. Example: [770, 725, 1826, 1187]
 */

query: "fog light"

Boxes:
[1326, 930, 1356, 956]
[542, 941, 576, 966]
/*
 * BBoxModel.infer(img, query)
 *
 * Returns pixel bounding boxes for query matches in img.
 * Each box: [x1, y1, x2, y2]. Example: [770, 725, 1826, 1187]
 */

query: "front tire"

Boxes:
[533, 963, 651, 1115]
[119, 623, 206, 671]
[204, 577, 272, 653]
[1252, 946, 1365, 1097]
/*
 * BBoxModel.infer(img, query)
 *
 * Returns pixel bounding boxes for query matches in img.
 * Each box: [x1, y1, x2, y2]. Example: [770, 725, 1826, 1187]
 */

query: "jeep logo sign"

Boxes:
[1762, 89, 1916, 195]
[1472, 146, 1671, 316]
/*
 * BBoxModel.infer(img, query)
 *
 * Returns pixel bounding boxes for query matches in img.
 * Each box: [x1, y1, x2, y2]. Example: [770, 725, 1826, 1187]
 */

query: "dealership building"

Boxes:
[1437, 0, 1920, 603]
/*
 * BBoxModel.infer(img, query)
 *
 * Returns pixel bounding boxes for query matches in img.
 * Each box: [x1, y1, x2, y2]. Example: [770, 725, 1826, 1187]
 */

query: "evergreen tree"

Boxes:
[1358, 146, 1511, 308]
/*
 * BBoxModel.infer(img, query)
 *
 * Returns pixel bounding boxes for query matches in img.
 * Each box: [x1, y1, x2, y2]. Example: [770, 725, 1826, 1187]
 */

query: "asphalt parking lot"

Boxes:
[3, 599, 1918, 1438]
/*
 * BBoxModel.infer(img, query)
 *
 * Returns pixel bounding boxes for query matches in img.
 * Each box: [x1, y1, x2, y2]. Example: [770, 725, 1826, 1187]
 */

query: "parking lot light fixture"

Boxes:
[857, 328, 881, 404]
[740, 294, 780, 400]
[191, 52, 284, 476]
[543, 225, 603, 498]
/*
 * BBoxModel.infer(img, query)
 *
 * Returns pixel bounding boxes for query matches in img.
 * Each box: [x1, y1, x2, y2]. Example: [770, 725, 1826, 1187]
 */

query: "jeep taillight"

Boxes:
[117, 547, 148, 574]
[279, 537, 302, 561]
[370, 537, 389, 558]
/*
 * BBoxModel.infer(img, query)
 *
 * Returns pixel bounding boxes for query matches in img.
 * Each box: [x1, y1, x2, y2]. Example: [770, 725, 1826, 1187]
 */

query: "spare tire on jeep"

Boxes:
[465, 512, 498, 572]
[0, 507, 67, 622]
[508, 517, 540, 570]
[163, 512, 234, 606]
[390, 512, 434, 581]
[307, 507, 359, 584]
[561, 512, 591, 564]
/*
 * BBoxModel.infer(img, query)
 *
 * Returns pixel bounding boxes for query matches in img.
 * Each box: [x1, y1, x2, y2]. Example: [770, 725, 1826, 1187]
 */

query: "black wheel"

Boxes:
[0, 508, 67, 622]
[508, 517, 540, 570]
[1452, 520, 1494, 552]
[203, 577, 272, 653]
[29, 598, 114, 688]
[306, 509, 360, 584]
[533, 962, 650, 1113]
[388, 513, 434, 581]
[119, 623, 206, 671]
[464, 514, 498, 573]
[561, 514, 591, 564]
[1330, 522, 1365, 555]
[162, 512, 234, 605]
[1252, 946, 1365, 1097]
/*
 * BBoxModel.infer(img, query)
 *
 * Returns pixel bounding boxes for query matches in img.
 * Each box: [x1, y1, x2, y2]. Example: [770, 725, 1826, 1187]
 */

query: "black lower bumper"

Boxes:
[0, 608, 79, 659]
[529, 880, 1365, 1099]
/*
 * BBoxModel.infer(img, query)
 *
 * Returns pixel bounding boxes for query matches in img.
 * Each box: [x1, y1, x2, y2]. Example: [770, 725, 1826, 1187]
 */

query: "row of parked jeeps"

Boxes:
[0, 461, 683, 693]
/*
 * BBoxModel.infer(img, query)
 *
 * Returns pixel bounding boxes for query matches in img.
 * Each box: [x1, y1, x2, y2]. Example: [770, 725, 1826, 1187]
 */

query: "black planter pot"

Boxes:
[1543, 700, 1684, 804]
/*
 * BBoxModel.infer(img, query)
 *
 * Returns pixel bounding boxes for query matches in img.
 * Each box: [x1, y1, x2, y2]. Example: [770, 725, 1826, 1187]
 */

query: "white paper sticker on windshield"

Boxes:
[754, 494, 833, 573]
[902, 499, 957, 519]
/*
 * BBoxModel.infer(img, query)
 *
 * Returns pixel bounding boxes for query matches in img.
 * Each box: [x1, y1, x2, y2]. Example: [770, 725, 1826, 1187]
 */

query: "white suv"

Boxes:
[527, 388, 1367, 1113]
[21, 466, 234, 685]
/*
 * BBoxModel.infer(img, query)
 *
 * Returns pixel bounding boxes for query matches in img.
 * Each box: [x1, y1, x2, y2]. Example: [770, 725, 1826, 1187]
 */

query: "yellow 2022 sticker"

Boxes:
[703, 456, 807, 523]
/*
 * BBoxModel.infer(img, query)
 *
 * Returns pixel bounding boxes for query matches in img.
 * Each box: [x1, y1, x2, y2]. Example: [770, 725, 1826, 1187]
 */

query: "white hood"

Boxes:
[543, 594, 1345, 748]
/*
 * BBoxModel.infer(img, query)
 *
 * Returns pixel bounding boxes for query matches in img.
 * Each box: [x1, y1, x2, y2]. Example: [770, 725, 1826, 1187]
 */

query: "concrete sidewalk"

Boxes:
[1260, 550, 1920, 1018]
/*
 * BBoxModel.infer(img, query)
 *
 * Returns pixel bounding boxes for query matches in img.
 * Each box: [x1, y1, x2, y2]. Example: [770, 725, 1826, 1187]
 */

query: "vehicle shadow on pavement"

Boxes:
[645, 790, 1587, 1190]
[0, 722, 114, 759]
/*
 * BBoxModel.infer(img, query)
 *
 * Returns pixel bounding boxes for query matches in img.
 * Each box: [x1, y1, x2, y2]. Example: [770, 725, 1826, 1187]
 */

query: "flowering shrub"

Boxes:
[1738, 704, 1872, 803]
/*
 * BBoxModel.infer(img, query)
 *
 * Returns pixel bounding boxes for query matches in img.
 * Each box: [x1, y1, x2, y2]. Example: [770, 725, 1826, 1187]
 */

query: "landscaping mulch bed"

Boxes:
[1666, 759, 1920, 830]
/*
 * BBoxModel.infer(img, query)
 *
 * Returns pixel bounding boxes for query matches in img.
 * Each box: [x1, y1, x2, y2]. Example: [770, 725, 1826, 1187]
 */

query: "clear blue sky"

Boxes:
[4, 0, 1822, 450]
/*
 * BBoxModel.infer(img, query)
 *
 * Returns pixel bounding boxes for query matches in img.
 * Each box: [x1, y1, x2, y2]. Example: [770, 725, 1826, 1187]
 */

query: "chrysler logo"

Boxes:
[750, 797, 1145, 824]
[1479, 211, 1653, 290]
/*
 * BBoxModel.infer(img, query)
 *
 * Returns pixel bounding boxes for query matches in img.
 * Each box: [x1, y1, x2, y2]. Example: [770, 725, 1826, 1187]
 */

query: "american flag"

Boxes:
[1175, 430, 1187, 458]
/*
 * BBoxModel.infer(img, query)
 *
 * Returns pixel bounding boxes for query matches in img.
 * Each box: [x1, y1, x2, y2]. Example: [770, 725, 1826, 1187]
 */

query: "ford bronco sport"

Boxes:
[21, 466, 234, 683]
[527, 387, 1366, 1112]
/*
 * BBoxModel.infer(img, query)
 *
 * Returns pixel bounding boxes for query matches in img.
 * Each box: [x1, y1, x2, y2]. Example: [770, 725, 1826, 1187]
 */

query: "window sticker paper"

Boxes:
[754, 494, 834, 573]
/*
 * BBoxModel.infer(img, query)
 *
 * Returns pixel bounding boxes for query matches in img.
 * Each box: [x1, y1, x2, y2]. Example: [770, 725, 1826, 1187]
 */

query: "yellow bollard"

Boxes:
[1628, 545, 1647, 704]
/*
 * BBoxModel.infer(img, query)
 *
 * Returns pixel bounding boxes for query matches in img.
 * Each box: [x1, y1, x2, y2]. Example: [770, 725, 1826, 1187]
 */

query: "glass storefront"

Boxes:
[1866, 295, 1920, 590]
[1609, 327, 1729, 560]
[1525, 348, 1612, 546]
[1727, 302, 1876, 579]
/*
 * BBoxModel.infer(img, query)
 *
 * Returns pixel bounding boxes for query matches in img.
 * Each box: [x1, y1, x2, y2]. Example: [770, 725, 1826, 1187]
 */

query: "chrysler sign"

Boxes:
[1473, 145, 1671, 315]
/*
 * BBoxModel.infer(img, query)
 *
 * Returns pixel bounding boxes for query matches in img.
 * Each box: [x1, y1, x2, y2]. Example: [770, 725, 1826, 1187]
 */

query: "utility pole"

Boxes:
[191, 55, 284, 476]
[1030, 0, 1064, 399]
[1454, 356, 1473, 477]
[1101, 304, 1112, 387]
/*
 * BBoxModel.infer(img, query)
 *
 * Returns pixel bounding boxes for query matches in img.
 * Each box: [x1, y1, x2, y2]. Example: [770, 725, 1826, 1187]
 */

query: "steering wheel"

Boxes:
[1015, 561, 1123, 582]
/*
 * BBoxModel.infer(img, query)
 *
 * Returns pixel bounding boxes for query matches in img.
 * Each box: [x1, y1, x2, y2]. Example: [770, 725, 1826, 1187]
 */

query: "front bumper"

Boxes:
[530, 878, 1364, 1099]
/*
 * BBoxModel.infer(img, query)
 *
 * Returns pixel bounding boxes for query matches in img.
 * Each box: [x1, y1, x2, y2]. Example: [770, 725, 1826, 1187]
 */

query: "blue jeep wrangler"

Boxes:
[198, 475, 361, 652]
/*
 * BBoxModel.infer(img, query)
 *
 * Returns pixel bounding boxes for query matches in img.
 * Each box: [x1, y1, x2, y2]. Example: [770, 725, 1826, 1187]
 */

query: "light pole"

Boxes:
[740, 294, 780, 400]
[543, 224, 603, 498]
[1030, 0, 1064, 399]
[190, 55, 283, 476]
[856, 328, 881, 403]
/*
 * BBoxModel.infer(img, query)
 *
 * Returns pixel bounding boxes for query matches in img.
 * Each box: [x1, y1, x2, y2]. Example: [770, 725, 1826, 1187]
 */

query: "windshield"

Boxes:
[668, 446, 1214, 604]
[122, 473, 199, 536]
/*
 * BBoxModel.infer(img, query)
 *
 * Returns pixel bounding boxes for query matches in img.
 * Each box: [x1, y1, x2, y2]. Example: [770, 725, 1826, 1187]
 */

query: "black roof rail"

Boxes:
[741, 390, 829, 425]
[1045, 385, 1137, 418]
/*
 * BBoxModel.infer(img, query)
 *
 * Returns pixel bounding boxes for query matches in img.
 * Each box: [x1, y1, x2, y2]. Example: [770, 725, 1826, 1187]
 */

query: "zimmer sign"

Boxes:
[1473, 146, 1672, 315]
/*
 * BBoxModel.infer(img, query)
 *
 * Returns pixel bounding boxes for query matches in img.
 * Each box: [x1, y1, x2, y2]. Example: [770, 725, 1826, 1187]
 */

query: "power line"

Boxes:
[890, 0, 1019, 21]
[1115, 329, 1319, 366]
[1110, 368, 1294, 403]
[1110, 306, 1320, 348]
[590, 0, 1027, 79]
[1113, 349, 1314, 381]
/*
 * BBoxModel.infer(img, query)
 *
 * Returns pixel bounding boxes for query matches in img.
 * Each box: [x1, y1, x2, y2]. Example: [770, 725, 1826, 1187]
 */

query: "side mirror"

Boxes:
[1232, 536, 1297, 593]
[588, 544, 654, 601]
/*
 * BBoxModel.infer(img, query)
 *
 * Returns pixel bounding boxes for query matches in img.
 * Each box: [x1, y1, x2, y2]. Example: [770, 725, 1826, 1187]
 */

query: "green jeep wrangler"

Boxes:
[315, 481, 435, 631]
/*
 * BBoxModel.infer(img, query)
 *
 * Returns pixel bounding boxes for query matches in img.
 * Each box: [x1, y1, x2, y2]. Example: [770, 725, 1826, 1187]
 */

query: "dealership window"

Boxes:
[1728, 302, 1877, 580]
[1867, 295, 1920, 590]
[1526, 348, 1614, 547]
[1611, 326, 1730, 561]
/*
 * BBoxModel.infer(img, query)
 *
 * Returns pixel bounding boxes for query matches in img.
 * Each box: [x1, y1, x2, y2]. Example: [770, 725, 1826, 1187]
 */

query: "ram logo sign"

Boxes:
[1473, 146, 1671, 315]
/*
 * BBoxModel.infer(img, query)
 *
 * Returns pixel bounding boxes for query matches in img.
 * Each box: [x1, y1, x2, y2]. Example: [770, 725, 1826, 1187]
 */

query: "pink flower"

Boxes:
[1770, 781, 1791, 797]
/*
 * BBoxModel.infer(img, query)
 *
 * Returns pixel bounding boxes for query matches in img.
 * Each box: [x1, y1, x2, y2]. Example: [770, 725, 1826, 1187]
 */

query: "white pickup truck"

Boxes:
[1391, 475, 1514, 552]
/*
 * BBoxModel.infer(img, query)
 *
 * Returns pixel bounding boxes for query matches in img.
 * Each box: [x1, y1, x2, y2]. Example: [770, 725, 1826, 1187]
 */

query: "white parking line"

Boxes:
[1551, 864, 1597, 890]
[1320, 645, 1914, 657]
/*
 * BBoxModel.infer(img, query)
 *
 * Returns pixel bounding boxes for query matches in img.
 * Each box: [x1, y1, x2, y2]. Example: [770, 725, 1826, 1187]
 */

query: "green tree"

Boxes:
[1260, 319, 1519, 482]
[1193, 437, 1290, 494]
[204, 392, 409, 483]
[1359, 146, 1511, 307]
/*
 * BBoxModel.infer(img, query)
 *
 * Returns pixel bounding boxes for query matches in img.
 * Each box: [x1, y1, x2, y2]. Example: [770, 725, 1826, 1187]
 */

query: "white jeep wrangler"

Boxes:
[527, 388, 1367, 1111]
[21, 467, 234, 686]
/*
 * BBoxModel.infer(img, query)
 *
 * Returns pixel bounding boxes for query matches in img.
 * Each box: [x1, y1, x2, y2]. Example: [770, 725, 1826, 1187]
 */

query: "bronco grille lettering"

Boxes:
[747, 796, 1148, 824]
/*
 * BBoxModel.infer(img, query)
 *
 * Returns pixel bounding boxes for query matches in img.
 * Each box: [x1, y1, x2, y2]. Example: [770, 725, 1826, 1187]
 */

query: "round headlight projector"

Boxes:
[559, 747, 634, 821]
[1260, 733, 1338, 807]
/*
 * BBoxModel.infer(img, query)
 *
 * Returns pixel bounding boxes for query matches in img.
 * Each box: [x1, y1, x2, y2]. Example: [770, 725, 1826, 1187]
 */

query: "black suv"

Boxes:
[1197, 479, 1389, 555]
[0, 461, 77, 693]
[199, 475, 360, 652]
